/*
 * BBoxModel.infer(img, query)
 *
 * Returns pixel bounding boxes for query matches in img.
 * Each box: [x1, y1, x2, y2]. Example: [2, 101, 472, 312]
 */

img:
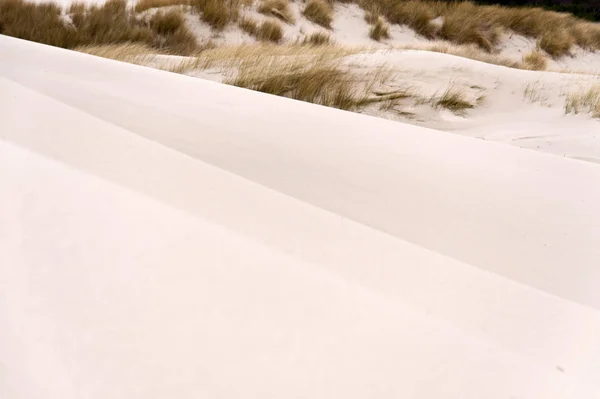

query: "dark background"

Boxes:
[456, 0, 600, 21]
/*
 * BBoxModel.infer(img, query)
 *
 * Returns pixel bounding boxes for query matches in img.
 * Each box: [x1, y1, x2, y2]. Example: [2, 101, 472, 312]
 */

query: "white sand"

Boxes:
[339, 50, 600, 161]
[2, 35, 600, 398]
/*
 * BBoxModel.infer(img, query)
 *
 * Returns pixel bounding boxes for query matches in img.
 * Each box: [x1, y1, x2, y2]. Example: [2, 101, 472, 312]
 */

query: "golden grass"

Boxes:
[302, 31, 332, 46]
[439, 2, 500, 52]
[538, 30, 574, 58]
[72, 0, 155, 46]
[570, 22, 600, 50]
[257, 19, 284, 42]
[76, 42, 156, 62]
[76, 42, 207, 73]
[239, 16, 260, 37]
[357, 0, 600, 55]
[434, 86, 474, 112]
[230, 64, 357, 109]
[193, 43, 364, 70]
[175, 44, 393, 109]
[5, 0, 600, 60]
[134, 0, 189, 12]
[190, 0, 241, 31]
[149, 9, 198, 55]
[303, 0, 333, 29]
[521, 50, 547, 70]
[257, 0, 294, 24]
[523, 81, 548, 104]
[0, 0, 77, 48]
[565, 86, 600, 117]
[72, 41, 486, 120]
[360, 0, 437, 39]
[369, 16, 390, 41]
[0, 0, 199, 54]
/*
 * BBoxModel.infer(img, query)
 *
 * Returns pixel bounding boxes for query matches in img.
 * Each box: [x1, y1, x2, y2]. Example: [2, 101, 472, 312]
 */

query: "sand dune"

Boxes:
[2, 36, 600, 398]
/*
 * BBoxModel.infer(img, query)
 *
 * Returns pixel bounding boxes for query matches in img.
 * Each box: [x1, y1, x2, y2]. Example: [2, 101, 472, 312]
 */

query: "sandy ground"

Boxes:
[135, 0, 600, 163]
[2, 35, 600, 398]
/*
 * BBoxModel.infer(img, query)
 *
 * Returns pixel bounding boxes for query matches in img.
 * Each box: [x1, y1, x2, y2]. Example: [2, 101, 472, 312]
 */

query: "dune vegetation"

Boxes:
[2, 0, 600, 57]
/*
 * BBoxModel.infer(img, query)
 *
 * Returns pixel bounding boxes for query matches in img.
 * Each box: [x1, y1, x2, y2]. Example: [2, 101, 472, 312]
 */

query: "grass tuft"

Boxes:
[538, 30, 574, 58]
[521, 50, 547, 70]
[435, 86, 474, 112]
[565, 86, 600, 117]
[302, 31, 332, 46]
[257, 19, 283, 43]
[303, 0, 333, 29]
[150, 10, 198, 55]
[190, 0, 241, 31]
[239, 16, 260, 37]
[439, 2, 500, 52]
[0, 0, 77, 48]
[134, 0, 189, 12]
[369, 16, 390, 41]
[257, 0, 294, 23]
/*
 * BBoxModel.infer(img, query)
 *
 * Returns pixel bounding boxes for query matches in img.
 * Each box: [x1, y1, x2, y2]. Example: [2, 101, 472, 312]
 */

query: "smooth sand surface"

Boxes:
[2, 36, 600, 398]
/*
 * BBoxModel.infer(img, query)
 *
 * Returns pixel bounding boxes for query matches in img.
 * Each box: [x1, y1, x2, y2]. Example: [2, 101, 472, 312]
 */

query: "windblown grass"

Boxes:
[302, 32, 332, 46]
[565, 86, 600, 117]
[258, 0, 294, 23]
[439, 2, 500, 52]
[239, 16, 260, 37]
[303, 0, 334, 29]
[0, 0, 198, 54]
[76, 42, 156, 63]
[369, 16, 390, 41]
[148, 9, 198, 54]
[521, 50, 547, 70]
[434, 86, 474, 112]
[190, 0, 241, 31]
[0, 0, 77, 48]
[257, 19, 284, 43]
[134, 0, 189, 12]
[357, 0, 600, 55]
[538, 30, 574, 58]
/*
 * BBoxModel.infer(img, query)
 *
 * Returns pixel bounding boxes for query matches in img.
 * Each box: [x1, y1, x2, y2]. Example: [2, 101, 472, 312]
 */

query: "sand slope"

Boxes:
[2, 36, 600, 398]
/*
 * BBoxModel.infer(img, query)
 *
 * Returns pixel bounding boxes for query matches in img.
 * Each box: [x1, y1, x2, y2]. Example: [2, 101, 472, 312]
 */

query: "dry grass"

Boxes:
[523, 81, 548, 104]
[134, 0, 189, 12]
[0, 0, 200, 54]
[73, 0, 155, 45]
[76, 42, 207, 74]
[148, 10, 198, 55]
[258, 0, 294, 23]
[183, 44, 389, 109]
[230, 64, 357, 109]
[257, 19, 284, 42]
[190, 0, 241, 31]
[303, 0, 333, 29]
[360, 0, 437, 39]
[357, 0, 600, 55]
[302, 31, 332, 46]
[538, 30, 574, 58]
[239, 16, 260, 37]
[570, 22, 600, 50]
[521, 50, 547, 70]
[217, 45, 359, 109]
[434, 86, 474, 112]
[369, 16, 390, 41]
[0, 0, 78, 48]
[76, 42, 156, 63]
[565, 86, 600, 117]
[439, 2, 501, 52]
